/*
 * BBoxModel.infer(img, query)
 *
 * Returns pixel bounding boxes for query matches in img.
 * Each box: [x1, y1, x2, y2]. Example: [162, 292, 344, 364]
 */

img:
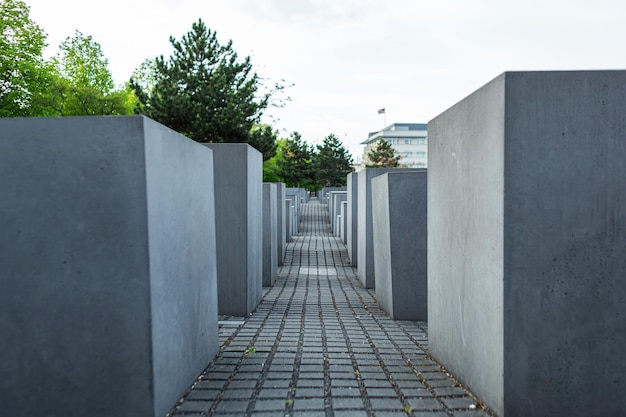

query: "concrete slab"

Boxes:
[347, 173, 358, 266]
[263, 183, 278, 286]
[0, 116, 218, 417]
[428, 70, 626, 417]
[357, 168, 425, 288]
[204, 143, 263, 317]
[372, 171, 427, 320]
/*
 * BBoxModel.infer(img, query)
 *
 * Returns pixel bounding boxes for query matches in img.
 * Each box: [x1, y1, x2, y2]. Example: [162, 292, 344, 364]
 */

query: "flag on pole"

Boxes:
[377, 108, 386, 114]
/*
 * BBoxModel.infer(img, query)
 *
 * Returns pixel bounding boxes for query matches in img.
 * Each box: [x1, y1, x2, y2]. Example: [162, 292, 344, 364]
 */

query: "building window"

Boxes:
[405, 139, 412, 145]
[416, 162, 426, 168]
[416, 138, 426, 145]
[403, 152, 412, 157]
[416, 151, 426, 158]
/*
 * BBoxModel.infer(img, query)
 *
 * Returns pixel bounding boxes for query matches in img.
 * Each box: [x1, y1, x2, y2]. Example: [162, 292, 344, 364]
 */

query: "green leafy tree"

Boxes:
[366, 139, 402, 168]
[277, 132, 314, 188]
[247, 123, 277, 161]
[0, 0, 48, 116]
[262, 141, 283, 182]
[131, 19, 286, 143]
[313, 133, 354, 187]
[50, 30, 132, 115]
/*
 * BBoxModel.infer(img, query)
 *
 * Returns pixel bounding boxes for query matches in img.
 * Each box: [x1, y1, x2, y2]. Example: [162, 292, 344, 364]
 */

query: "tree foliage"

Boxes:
[0, 0, 47, 116]
[366, 139, 401, 168]
[48, 30, 132, 115]
[0, 3, 132, 117]
[131, 19, 285, 144]
[247, 123, 277, 161]
[277, 132, 314, 188]
[313, 133, 353, 187]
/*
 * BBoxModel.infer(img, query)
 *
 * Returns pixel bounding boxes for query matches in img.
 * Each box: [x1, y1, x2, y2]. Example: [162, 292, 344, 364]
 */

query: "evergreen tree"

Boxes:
[277, 132, 314, 188]
[313, 133, 353, 187]
[247, 123, 277, 161]
[366, 139, 402, 168]
[131, 19, 285, 143]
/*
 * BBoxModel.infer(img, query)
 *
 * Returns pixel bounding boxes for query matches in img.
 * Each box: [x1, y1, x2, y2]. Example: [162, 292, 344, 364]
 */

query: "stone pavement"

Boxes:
[167, 198, 494, 417]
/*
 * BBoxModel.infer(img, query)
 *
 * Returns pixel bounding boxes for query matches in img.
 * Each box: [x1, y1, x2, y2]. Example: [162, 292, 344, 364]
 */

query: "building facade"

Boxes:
[360, 123, 428, 169]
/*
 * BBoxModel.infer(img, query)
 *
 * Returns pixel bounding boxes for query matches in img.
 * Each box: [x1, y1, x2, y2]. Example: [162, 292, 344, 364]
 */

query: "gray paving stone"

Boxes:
[164, 199, 491, 417]
[368, 397, 405, 410]
[333, 411, 368, 417]
[406, 397, 444, 411]
[175, 400, 213, 413]
[364, 387, 397, 397]
[253, 398, 287, 411]
[292, 397, 325, 410]
[441, 396, 478, 410]
[187, 389, 221, 400]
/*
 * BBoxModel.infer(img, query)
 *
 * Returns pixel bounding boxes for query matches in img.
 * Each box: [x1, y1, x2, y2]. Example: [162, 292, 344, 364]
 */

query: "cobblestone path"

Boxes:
[169, 198, 492, 417]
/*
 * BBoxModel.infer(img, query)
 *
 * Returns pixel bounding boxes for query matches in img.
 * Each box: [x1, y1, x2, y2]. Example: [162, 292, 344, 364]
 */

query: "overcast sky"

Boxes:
[26, 0, 626, 160]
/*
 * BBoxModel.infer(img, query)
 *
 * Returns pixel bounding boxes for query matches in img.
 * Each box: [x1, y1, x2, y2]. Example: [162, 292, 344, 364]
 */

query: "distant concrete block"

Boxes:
[276, 183, 287, 265]
[428, 70, 626, 417]
[204, 143, 263, 317]
[263, 183, 278, 286]
[286, 188, 301, 235]
[330, 191, 347, 235]
[372, 172, 427, 320]
[357, 168, 424, 288]
[341, 201, 348, 243]
[0, 116, 218, 417]
[347, 173, 358, 266]
[285, 199, 293, 243]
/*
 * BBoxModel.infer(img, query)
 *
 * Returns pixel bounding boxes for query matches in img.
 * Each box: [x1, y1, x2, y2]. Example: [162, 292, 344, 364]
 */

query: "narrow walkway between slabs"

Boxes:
[168, 197, 492, 417]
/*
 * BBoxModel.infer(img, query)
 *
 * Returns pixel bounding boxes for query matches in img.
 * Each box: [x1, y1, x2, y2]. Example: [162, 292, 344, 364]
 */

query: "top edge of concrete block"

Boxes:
[429, 69, 626, 124]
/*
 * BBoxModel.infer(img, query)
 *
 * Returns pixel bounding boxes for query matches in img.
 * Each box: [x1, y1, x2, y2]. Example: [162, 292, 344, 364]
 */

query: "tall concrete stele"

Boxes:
[204, 143, 263, 317]
[357, 168, 424, 289]
[428, 70, 626, 417]
[0, 116, 219, 417]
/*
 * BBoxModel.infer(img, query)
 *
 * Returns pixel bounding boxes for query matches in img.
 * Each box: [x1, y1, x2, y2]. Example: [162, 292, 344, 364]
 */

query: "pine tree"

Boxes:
[277, 132, 314, 188]
[131, 19, 285, 143]
[313, 133, 353, 187]
[366, 139, 402, 168]
[247, 123, 277, 161]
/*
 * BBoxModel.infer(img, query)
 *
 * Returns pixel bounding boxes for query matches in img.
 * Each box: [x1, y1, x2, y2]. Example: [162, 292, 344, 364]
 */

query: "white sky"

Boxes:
[25, 0, 626, 160]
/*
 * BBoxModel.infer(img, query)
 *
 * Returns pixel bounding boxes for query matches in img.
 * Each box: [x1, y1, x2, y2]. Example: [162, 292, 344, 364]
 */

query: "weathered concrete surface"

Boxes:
[0, 116, 218, 417]
[428, 70, 626, 417]
[372, 171, 427, 320]
[330, 191, 347, 235]
[357, 168, 424, 288]
[285, 199, 293, 243]
[263, 183, 278, 286]
[204, 143, 263, 317]
[340, 201, 348, 243]
[276, 183, 287, 265]
[346, 173, 358, 266]
[285, 188, 301, 236]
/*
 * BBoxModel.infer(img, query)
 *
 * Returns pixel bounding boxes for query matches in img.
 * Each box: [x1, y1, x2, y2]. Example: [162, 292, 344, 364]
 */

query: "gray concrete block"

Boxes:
[372, 172, 427, 320]
[341, 201, 348, 243]
[357, 168, 425, 289]
[276, 183, 287, 265]
[428, 70, 626, 417]
[323, 186, 347, 206]
[286, 188, 301, 235]
[347, 173, 359, 266]
[285, 199, 293, 243]
[0, 115, 218, 417]
[263, 183, 278, 286]
[330, 191, 347, 235]
[204, 143, 263, 317]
